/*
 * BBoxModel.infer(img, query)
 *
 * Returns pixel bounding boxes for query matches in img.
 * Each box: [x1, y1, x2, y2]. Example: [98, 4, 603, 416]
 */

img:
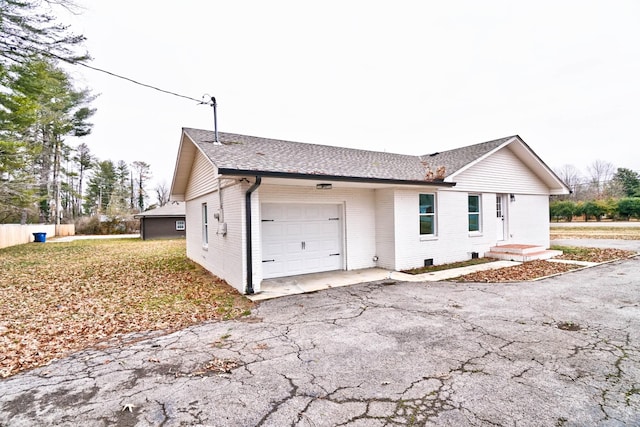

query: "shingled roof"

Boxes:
[134, 202, 185, 218]
[183, 128, 514, 183]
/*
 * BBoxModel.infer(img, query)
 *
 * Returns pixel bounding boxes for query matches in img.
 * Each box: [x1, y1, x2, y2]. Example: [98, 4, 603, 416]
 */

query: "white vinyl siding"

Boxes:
[453, 147, 550, 194]
[185, 150, 218, 200]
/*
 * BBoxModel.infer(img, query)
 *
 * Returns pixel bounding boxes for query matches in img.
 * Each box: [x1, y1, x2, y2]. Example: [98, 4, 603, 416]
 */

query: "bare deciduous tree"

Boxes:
[553, 164, 583, 199]
[587, 160, 616, 199]
[154, 181, 170, 207]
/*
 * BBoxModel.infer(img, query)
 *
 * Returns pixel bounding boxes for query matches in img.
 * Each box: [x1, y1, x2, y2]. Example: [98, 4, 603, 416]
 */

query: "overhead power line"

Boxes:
[71, 60, 203, 104]
[14, 42, 205, 104]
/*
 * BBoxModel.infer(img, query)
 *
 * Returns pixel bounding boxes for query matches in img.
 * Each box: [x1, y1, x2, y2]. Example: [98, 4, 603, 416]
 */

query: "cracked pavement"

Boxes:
[1, 240, 639, 426]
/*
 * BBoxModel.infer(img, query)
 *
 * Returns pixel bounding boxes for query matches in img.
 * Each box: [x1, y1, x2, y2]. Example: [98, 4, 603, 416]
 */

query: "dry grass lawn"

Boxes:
[550, 225, 640, 240]
[0, 239, 253, 378]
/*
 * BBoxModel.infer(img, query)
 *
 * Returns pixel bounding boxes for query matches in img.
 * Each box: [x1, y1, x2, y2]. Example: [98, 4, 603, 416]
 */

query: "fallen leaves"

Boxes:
[453, 246, 636, 283]
[552, 247, 636, 263]
[454, 260, 580, 282]
[192, 357, 240, 376]
[0, 239, 253, 378]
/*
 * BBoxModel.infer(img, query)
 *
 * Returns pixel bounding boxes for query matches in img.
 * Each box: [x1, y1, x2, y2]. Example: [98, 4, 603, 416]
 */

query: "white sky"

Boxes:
[60, 1, 640, 193]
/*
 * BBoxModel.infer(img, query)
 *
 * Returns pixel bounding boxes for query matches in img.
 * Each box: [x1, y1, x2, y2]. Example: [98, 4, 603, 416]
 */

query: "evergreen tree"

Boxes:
[0, 57, 95, 223]
[612, 168, 640, 197]
[85, 160, 116, 215]
[0, 0, 87, 69]
[131, 161, 151, 211]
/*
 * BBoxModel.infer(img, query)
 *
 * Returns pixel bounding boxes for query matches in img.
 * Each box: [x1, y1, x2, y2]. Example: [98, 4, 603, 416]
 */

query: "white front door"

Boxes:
[496, 194, 506, 241]
[261, 203, 343, 279]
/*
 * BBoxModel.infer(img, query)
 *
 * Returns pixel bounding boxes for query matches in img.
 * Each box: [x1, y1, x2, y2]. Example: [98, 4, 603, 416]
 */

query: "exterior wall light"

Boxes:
[510, 193, 516, 202]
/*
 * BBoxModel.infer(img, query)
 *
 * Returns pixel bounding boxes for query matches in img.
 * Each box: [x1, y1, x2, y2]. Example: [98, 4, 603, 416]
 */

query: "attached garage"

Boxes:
[261, 203, 343, 279]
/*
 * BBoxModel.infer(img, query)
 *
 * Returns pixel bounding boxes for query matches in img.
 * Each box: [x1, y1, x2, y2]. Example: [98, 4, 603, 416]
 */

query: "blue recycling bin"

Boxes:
[32, 232, 47, 243]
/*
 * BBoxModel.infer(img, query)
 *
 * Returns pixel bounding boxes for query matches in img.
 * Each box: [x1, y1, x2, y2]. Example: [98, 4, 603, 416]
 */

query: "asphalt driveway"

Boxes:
[1, 241, 639, 426]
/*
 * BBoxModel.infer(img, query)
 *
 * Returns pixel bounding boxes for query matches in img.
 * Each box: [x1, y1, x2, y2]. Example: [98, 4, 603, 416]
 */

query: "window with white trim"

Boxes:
[468, 194, 481, 232]
[202, 203, 208, 246]
[419, 193, 436, 236]
[176, 220, 185, 231]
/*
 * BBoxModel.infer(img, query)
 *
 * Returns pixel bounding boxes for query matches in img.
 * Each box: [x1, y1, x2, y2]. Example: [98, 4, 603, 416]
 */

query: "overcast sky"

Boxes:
[61, 1, 640, 194]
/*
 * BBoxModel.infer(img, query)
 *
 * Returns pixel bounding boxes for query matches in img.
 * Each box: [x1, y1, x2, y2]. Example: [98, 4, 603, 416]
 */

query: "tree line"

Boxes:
[551, 161, 640, 221]
[0, 0, 166, 226]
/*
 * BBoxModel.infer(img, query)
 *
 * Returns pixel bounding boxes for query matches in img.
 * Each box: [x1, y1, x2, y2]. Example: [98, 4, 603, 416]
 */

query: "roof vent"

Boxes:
[201, 94, 221, 145]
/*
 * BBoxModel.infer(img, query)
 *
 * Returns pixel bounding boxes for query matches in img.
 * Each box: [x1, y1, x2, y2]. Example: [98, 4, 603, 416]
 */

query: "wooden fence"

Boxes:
[0, 224, 75, 249]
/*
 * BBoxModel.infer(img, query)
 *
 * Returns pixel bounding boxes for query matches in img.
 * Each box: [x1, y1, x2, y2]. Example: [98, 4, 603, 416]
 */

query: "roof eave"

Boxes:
[217, 168, 457, 187]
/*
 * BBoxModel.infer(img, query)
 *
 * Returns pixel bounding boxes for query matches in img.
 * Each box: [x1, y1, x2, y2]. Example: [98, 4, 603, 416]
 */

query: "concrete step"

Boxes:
[489, 244, 546, 255]
[486, 249, 563, 262]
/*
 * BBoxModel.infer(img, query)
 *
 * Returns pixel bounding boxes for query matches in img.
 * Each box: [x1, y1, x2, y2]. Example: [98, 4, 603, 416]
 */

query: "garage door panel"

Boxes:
[261, 203, 343, 279]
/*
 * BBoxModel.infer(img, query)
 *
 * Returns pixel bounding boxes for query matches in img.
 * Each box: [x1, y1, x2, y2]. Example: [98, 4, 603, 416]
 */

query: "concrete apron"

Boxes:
[250, 260, 520, 301]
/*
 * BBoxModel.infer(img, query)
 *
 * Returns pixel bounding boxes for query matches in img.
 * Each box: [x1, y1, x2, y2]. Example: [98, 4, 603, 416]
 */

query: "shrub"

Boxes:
[581, 201, 607, 221]
[74, 215, 101, 235]
[550, 200, 577, 222]
[617, 197, 640, 220]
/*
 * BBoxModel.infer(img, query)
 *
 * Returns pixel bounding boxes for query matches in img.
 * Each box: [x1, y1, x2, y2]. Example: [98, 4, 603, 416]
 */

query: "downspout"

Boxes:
[216, 175, 224, 223]
[245, 176, 262, 294]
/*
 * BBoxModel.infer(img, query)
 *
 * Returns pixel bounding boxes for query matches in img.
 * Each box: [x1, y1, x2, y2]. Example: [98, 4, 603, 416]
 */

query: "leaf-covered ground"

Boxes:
[0, 239, 253, 378]
[453, 247, 637, 283]
[454, 260, 580, 282]
[552, 246, 637, 263]
[550, 226, 640, 240]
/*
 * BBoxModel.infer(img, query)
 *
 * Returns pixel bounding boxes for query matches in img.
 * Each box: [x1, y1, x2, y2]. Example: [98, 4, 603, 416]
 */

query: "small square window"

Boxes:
[176, 220, 185, 231]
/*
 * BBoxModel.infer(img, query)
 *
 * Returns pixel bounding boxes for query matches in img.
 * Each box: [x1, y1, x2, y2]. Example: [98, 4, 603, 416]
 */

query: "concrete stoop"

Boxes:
[486, 244, 563, 262]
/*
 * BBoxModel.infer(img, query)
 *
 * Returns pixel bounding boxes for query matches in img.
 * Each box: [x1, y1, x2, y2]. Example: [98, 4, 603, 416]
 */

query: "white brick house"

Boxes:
[170, 129, 569, 294]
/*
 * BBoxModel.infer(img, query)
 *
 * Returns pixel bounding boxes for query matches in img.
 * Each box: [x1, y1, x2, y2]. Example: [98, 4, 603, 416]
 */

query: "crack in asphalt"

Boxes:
[1, 259, 639, 426]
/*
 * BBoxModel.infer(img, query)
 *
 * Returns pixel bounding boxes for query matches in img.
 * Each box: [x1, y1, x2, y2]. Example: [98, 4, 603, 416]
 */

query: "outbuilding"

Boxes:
[135, 202, 186, 240]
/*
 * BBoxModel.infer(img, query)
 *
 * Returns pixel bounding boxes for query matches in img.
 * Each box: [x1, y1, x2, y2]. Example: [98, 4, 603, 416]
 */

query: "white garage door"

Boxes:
[261, 203, 343, 279]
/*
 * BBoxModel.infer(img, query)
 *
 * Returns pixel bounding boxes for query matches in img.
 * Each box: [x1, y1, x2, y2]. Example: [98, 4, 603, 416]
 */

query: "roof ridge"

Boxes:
[183, 128, 419, 159]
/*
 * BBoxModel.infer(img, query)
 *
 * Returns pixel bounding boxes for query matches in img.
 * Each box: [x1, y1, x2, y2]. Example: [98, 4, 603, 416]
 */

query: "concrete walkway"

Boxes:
[48, 234, 140, 242]
[252, 261, 520, 301]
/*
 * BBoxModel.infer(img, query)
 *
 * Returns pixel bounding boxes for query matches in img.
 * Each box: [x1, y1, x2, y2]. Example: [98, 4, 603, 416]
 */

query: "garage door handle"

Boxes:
[262, 259, 275, 263]
[301, 241, 306, 250]
[330, 253, 340, 256]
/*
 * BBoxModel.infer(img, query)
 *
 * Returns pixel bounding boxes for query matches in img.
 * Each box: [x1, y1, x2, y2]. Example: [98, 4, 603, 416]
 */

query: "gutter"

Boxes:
[217, 168, 456, 188]
[245, 176, 262, 294]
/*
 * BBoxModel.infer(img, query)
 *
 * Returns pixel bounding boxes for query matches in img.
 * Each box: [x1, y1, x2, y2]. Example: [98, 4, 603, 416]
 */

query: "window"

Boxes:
[202, 203, 208, 246]
[468, 195, 481, 232]
[419, 194, 436, 235]
[176, 220, 185, 231]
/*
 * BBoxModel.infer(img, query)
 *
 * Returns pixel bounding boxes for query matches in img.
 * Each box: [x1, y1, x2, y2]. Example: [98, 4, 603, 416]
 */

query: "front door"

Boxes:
[496, 194, 506, 241]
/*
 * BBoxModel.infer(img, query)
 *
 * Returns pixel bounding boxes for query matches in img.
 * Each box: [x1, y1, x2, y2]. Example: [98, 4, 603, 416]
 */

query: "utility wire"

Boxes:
[71, 60, 203, 104]
[12, 42, 205, 104]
